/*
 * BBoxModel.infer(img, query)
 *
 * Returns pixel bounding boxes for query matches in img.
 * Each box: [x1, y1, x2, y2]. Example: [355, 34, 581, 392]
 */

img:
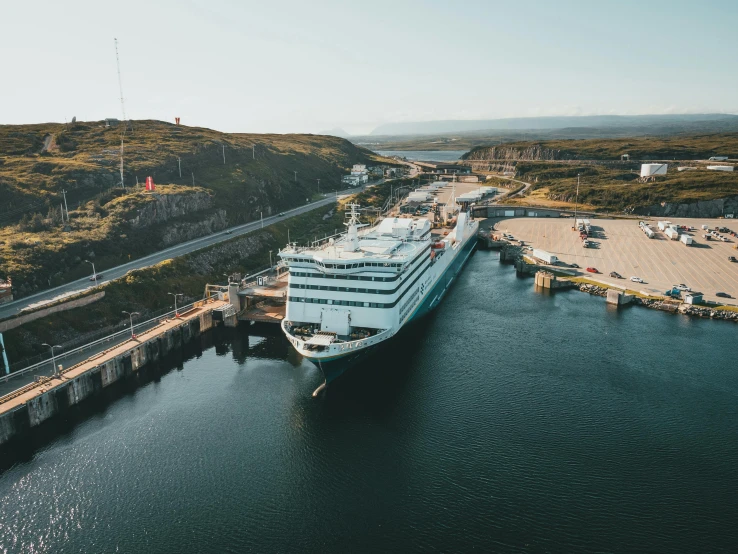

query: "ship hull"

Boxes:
[305, 232, 478, 384]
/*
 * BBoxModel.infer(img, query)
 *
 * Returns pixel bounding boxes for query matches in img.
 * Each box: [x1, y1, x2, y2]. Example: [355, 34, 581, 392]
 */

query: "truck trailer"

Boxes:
[532, 249, 558, 265]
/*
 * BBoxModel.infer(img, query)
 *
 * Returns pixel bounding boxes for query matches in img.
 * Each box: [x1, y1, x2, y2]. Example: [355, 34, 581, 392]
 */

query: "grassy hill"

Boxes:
[0, 120, 390, 296]
[508, 162, 738, 212]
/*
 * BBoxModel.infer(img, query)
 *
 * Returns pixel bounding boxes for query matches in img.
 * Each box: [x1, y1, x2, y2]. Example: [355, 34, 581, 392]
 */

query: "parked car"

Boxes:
[674, 284, 691, 291]
[716, 292, 731, 298]
[224, 230, 233, 235]
[586, 267, 598, 273]
[609, 271, 622, 279]
[630, 276, 643, 283]
[729, 256, 737, 263]
[570, 263, 580, 268]
[89, 274, 104, 281]
[278, 212, 285, 217]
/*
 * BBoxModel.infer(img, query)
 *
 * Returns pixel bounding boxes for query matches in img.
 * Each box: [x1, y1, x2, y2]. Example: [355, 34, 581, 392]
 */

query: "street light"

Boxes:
[42, 343, 62, 378]
[122, 311, 140, 339]
[85, 259, 97, 286]
[168, 292, 183, 317]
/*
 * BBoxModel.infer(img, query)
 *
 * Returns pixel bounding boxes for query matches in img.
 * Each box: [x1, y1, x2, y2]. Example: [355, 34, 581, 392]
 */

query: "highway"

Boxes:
[0, 183, 380, 320]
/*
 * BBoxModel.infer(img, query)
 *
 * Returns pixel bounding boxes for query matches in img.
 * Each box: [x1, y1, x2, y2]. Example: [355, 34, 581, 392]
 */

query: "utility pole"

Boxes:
[61, 189, 69, 221]
[269, 250, 273, 269]
[222, 144, 226, 164]
[192, 172, 195, 186]
[177, 157, 182, 178]
[574, 174, 580, 224]
[317, 178, 320, 194]
[261, 212, 264, 228]
[294, 171, 298, 183]
[252, 144, 255, 159]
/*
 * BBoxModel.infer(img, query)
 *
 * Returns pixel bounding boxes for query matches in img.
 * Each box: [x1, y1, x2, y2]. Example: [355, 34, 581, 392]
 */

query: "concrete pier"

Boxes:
[0, 298, 229, 447]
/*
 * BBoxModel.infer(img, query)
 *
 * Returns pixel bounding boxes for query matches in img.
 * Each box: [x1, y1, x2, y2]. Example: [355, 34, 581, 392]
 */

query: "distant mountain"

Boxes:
[370, 114, 738, 136]
[319, 127, 352, 138]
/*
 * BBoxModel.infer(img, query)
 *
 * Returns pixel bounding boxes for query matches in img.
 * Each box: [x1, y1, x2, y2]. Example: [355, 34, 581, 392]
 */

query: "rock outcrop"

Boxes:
[160, 209, 228, 246]
[126, 191, 214, 229]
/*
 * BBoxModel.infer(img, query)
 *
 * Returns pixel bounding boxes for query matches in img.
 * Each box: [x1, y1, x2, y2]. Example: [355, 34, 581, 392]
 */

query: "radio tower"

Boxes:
[114, 38, 127, 189]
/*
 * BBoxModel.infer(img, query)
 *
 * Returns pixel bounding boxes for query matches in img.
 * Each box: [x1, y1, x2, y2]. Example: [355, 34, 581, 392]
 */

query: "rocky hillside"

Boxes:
[0, 120, 387, 297]
[463, 134, 738, 161]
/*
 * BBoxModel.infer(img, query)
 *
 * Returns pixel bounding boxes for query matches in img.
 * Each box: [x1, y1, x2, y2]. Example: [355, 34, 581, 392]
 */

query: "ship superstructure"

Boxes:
[279, 203, 478, 387]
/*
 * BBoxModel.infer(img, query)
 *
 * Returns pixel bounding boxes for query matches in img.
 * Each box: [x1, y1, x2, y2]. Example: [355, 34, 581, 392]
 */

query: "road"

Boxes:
[0, 182, 381, 320]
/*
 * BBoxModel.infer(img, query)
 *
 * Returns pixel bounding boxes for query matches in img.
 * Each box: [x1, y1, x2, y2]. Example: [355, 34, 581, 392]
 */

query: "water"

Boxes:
[1, 251, 737, 553]
[374, 150, 468, 162]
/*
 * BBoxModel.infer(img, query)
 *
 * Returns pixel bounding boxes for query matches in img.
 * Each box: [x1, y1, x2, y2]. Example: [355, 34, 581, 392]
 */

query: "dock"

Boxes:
[0, 298, 229, 447]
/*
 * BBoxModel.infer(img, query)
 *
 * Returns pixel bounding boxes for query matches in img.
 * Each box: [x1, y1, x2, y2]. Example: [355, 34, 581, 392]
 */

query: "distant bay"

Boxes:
[374, 150, 468, 162]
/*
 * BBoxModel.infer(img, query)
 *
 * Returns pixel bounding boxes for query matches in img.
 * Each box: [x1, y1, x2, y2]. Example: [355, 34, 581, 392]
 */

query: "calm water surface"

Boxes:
[1, 251, 737, 553]
[375, 150, 468, 162]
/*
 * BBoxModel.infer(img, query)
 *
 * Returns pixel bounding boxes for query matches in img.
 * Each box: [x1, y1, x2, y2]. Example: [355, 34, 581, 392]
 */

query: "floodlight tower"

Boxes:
[115, 38, 127, 188]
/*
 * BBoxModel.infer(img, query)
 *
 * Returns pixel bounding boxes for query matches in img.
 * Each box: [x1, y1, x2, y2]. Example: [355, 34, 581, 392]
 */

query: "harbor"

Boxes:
[1, 250, 736, 553]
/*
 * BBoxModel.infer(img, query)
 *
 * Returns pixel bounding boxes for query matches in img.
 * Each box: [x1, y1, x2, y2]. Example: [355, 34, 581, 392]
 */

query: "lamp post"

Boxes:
[122, 311, 140, 339]
[42, 343, 62, 378]
[168, 292, 183, 317]
[269, 250, 273, 269]
[85, 259, 97, 286]
[317, 179, 320, 195]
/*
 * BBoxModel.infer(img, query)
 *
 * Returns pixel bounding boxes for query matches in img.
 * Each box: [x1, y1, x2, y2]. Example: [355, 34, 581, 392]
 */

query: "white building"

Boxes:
[706, 165, 734, 172]
[640, 163, 668, 177]
[342, 175, 366, 187]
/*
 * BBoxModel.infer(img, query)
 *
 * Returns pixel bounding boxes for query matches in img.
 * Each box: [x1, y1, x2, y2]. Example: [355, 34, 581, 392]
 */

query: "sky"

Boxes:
[1, 0, 737, 135]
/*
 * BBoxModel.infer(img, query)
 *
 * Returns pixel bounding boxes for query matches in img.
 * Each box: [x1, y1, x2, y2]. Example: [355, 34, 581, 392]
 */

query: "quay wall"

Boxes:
[0, 308, 216, 447]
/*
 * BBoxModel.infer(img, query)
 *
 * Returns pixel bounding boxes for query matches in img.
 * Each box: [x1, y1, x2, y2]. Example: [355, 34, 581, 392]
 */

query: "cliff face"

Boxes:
[464, 145, 563, 161]
[160, 210, 228, 246]
[635, 195, 738, 218]
[125, 191, 215, 229]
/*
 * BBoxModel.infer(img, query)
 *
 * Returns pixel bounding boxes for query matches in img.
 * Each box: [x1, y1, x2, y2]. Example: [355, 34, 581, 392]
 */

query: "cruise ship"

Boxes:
[278, 201, 478, 390]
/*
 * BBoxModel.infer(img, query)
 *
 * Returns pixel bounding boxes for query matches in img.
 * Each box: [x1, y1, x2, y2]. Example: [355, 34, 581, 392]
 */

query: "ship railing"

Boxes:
[328, 328, 391, 353]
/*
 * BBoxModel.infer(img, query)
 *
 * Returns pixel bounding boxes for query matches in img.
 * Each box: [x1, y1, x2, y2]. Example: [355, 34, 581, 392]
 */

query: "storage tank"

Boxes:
[641, 163, 668, 177]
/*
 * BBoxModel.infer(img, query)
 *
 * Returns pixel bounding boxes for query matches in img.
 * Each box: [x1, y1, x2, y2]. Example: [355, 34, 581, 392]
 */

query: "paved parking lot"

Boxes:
[495, 217, 738, 303]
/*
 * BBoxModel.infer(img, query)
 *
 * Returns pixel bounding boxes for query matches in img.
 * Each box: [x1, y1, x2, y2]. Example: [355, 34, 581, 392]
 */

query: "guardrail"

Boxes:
[1, 296, 217, 384]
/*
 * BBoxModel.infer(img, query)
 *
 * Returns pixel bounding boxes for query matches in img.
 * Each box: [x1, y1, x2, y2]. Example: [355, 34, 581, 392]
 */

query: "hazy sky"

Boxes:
[2, 0, 737, 134]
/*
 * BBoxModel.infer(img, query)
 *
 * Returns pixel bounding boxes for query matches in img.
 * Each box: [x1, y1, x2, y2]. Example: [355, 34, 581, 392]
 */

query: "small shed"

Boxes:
[684, 292, 703, 305]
